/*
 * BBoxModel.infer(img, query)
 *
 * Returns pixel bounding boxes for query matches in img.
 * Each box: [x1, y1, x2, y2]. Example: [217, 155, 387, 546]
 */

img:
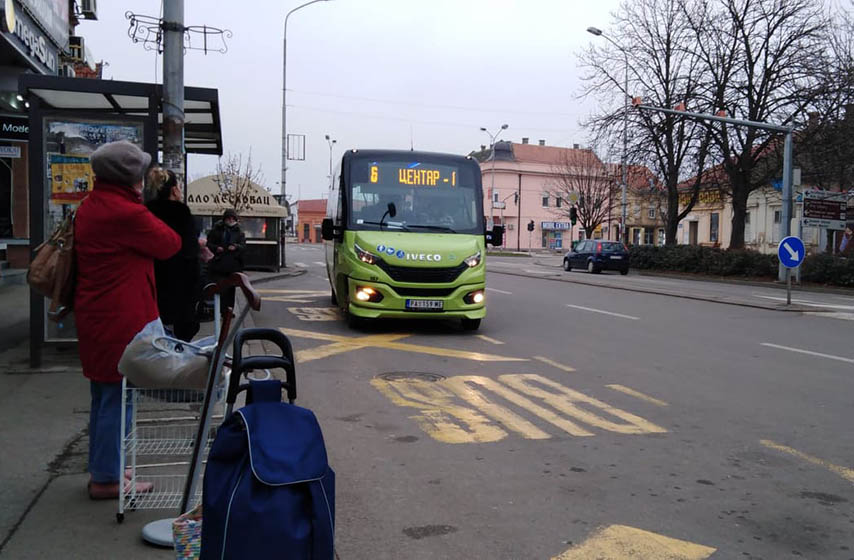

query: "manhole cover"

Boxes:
[376, 372, 446, 382]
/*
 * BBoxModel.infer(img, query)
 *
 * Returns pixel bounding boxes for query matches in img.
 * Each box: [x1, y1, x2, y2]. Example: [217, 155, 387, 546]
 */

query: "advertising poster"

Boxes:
[49, 153, 92, 203]
[42, 118, 145, 342]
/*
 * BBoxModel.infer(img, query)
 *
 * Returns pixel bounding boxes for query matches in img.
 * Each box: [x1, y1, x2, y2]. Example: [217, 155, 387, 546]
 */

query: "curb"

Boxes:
[489, 267, 827, 313]
[247, 268, 307, 286]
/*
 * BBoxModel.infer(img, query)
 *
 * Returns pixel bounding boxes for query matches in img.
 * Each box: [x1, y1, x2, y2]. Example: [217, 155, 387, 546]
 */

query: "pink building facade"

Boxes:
[479, 141, 617, 251]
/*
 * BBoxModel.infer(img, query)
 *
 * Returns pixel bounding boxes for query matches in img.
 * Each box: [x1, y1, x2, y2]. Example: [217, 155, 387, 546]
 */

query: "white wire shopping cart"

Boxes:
[117, 273, 262, 529]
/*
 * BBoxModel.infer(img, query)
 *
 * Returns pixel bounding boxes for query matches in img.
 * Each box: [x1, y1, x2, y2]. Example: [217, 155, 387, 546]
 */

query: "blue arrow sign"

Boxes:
[778, 236, 805, 268]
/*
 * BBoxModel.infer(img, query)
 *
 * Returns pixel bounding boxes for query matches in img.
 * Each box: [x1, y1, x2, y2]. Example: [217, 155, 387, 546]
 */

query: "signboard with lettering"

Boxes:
[17, 0, 68, 48]
[0, 145, 21, 157]
[49, 153, 93, 203]
[0, 115, 27, 140]
[803, 191, 847, 230]
[678, 188, 723, 208]
[541, 221, 571, 230]
[1, 0, 59, 74]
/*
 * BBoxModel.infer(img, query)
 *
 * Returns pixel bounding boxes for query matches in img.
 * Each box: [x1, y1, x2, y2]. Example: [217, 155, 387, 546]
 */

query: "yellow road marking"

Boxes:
[553, 524, 716, 559]
[533, 356, 576, 372]
[760, 439, 854, 484]
[372, 374, 665, 443]
[370, 378, 506, 444]
[288, 307, 340, 321]
[476, 334, 504, 345]
[500, 375, 667, 435]
[444, 375, 593, 437]
[279, 327, 527, 363]
[606, 384, 669, 407]
[296, 333, 410, 363]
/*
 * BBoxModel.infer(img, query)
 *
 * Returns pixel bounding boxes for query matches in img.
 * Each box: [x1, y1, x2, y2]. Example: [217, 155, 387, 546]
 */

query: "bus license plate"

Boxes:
[406, 299, 444, 310]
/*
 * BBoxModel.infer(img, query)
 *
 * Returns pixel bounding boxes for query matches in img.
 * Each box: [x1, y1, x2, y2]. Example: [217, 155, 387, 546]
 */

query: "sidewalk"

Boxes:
[0, 267, 304, 559]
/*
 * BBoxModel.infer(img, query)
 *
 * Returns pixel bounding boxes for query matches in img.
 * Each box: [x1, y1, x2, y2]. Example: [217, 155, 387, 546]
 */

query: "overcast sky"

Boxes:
[79, 0, 622, 201]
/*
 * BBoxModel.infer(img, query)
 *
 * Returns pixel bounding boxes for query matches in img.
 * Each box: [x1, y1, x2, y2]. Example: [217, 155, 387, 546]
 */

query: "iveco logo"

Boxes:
[404, 253, 442, 262]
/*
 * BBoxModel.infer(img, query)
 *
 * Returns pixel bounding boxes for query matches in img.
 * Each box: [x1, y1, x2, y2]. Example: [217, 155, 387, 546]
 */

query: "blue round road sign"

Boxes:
[777, 236, 805, 268]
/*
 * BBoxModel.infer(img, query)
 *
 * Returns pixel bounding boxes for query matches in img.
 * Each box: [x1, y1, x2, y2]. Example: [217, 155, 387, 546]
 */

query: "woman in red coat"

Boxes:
[74, 141, 181, 499]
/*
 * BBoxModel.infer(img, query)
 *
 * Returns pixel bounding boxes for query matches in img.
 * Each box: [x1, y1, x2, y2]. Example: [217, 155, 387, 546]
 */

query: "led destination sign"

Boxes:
[369, 163, 458, 187]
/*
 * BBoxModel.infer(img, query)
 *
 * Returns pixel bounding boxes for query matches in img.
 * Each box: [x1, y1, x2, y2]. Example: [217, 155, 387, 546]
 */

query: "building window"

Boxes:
[644, 228, 655, 245]
[493, 191, 499, 203]
[710, 212, 719, 243]
[648, 206, 656, 219]
[773, 210, 781, 223]
[657, 228, 665, 245]
[542, 195, 549, 207]
[632, 228, 641, 245]
[745, 211, 752, 242]
[556, 197, 562, 208]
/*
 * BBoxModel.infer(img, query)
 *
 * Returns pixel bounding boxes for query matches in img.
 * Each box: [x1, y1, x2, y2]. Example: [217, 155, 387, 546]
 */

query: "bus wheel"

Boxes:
[330, 281, 338, 305]
[461, 318, 481, 331]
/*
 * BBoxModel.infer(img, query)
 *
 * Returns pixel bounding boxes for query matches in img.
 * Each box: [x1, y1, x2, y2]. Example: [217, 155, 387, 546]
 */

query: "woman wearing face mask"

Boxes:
[145, 168, 201, 342]
[206, 208, 246, 314]
[74, 141, 181, 499]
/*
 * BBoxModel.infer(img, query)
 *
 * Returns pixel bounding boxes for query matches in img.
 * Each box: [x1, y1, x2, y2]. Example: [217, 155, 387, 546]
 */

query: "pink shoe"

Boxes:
[88, 480, 154, 500]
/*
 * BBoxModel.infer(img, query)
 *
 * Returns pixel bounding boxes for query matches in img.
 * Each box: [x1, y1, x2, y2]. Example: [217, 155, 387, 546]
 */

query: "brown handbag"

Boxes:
[27, 213, 76, 321]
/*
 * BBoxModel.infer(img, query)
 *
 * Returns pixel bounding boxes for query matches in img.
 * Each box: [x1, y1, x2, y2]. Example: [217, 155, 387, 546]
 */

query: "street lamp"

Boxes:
[480, 123, 509, 227]
[281, 0, 331, 266]
[325, 134, 337, 189]
[587, 26, 629, 244]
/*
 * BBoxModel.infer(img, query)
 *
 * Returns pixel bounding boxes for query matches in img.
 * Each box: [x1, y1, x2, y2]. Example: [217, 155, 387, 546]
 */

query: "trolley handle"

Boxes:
[203, 272, 262, 311]
[230, 329, 297, 404]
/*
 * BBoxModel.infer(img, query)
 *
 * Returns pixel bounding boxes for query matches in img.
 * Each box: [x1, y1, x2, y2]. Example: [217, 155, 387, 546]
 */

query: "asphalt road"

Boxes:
[254, 243, 854, 559]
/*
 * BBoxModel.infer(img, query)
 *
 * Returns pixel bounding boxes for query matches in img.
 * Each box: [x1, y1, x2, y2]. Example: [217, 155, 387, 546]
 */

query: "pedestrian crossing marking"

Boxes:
[258, 290, 328, 304]
[552, 524, 715, 559]
[371, 374, 667, 444]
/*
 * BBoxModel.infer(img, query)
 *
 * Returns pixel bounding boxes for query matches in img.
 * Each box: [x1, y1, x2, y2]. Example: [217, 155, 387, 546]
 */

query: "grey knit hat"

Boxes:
[90, 141, 152, 186]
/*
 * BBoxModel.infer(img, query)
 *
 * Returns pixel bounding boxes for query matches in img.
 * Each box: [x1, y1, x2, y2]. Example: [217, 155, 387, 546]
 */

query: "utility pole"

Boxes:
[162, 0, 184, 182]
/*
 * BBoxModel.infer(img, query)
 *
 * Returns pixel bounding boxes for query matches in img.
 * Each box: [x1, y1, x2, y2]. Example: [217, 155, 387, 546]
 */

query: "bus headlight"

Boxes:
[354, 243, 381, 265]
[355, 286, 383, 302]
[464, 290, 485, 304]
[464, 251, 482, 268]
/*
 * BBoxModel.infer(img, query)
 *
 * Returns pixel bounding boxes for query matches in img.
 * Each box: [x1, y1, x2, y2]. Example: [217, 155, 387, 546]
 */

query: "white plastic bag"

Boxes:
[118, 318, 214, 389]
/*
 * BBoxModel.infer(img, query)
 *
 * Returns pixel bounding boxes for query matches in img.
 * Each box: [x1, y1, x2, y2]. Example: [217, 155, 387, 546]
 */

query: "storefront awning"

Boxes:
[19, 74, 223, 155]
[187, 175, 288, 218]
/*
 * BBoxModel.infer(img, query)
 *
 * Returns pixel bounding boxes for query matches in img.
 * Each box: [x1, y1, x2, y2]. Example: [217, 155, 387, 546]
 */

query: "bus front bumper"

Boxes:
[346, 278, 486, 320]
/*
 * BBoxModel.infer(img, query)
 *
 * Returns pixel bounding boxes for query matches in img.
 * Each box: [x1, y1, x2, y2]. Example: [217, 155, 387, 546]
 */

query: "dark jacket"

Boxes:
[146, 198, 201, 325]
[75, 180, 181, 383]
[206, 220, 246, 275]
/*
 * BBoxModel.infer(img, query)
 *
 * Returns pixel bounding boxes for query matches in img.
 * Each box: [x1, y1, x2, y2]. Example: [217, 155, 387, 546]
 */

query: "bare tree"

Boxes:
[212, 151, 265, 214]
[547, 148, 615, 238]
[579, 0, 713, 245]
[685, 0, 831, 248]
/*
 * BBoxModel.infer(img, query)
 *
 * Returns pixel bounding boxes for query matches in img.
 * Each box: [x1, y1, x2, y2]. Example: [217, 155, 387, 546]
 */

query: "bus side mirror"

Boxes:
[487, 225, 504, 247]
[321, 218, 335, 241]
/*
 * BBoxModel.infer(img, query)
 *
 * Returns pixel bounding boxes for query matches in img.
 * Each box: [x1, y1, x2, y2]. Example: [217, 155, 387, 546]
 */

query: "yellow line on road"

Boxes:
[280, 327, 527, 363]
[760, 439, 854, 484]
[533, 356, 576, 372]
[606, 384, 669, 407]
[476, 335, 504, 345]
[553, 524, 716, 559]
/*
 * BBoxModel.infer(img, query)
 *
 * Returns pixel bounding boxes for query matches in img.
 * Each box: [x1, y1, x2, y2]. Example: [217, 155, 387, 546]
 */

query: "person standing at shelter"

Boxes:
[74, 141, 181, 499]
[206, 208, 246, 314]
[146, 168, 201, 342]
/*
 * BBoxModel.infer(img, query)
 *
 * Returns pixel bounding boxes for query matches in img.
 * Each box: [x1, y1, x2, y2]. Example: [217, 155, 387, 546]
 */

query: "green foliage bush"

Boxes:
[628, 245, 854, 287]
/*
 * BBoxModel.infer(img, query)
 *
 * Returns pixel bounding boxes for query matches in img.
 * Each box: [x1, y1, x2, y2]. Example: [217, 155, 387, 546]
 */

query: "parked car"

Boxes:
[563, 240, 630, 275]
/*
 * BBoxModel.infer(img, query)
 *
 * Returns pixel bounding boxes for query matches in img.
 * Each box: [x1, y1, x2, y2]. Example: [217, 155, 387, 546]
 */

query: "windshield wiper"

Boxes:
[404, 224, 458, 233]
[359, 220, 411, 231]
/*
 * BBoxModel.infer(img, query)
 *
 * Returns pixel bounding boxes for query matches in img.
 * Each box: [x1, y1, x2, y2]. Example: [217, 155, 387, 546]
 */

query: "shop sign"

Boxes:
[187, 192, 273, 209]
[16, 0, 67, 47]
[1, 0, 59, 74]
[0, 145, 21, 157]
[0, 115, 28, 140]
[678, 189, 722, 207]
[541, 221, 571, 230]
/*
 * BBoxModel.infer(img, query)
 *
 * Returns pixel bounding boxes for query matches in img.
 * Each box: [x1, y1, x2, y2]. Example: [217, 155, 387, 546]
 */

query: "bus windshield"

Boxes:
[347, 156, 483, 234]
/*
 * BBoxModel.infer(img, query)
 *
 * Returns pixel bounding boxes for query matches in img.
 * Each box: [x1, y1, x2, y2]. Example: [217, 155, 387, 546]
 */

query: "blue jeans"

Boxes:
[88, 381, 131, 484]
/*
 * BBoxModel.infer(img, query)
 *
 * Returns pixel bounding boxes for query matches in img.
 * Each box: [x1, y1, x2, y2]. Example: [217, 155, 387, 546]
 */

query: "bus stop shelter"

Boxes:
[20, 74, 223, 367]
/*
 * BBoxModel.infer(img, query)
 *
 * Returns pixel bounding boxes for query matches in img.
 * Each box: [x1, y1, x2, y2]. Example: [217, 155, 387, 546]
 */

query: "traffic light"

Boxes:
[527, 220, 535, 232]
[570, 206, 578, 225]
